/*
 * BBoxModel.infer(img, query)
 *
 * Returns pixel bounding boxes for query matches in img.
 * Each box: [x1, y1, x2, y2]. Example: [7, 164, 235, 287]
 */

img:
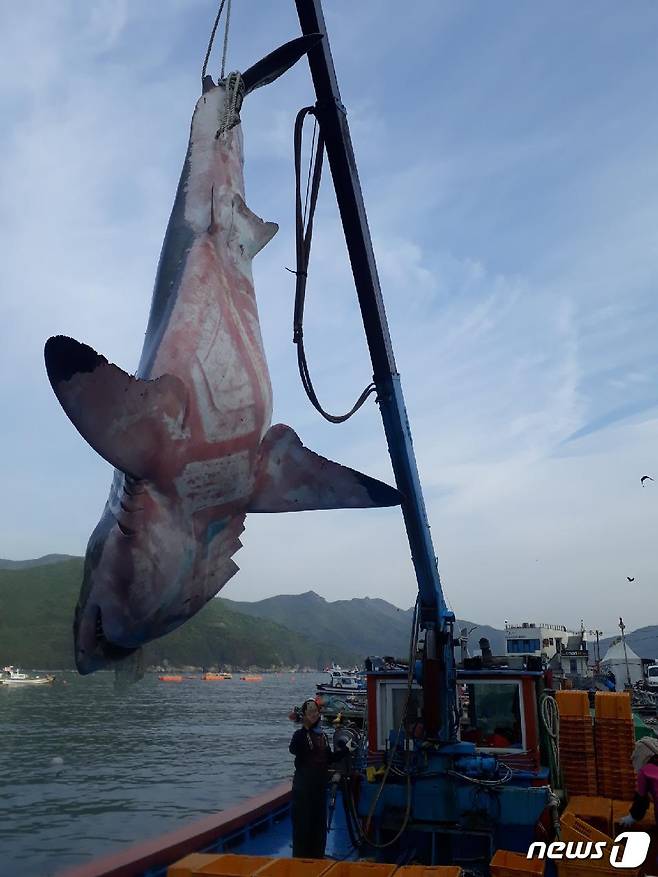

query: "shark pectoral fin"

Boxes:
[44, 335, 188, 480]
[248, 423, 401, 512]
[232, 193, 278, 258]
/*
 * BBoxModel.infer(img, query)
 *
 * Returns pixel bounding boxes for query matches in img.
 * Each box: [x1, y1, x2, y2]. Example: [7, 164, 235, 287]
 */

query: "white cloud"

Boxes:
[2, 1, 658, 638]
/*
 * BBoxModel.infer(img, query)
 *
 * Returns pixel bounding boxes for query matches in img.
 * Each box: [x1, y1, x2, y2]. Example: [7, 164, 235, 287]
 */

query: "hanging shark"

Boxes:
[44, 37, 400, 675]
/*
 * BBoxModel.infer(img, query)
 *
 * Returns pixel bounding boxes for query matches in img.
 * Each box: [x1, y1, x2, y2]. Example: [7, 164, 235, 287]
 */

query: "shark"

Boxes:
[44, 36, 400, 675]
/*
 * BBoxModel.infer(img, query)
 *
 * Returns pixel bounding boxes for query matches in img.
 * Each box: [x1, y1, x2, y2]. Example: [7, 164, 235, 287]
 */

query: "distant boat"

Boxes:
[316, 667, 366, 694]
[240, 675, 263, 682]
[1, 666, 55, 686]
[158, 675, 184, 683]
[202, 672, 232, 680]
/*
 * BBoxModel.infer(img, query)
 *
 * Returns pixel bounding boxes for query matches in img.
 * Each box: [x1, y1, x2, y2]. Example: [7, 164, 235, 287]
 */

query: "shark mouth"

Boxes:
[94, 607, 137, 659]
[75, 605, 138, 672]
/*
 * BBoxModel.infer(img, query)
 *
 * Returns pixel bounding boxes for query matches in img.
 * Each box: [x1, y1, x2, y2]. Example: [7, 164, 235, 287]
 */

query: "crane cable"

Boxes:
[202, 0, 233, 82]
[292, 106, 377, 423]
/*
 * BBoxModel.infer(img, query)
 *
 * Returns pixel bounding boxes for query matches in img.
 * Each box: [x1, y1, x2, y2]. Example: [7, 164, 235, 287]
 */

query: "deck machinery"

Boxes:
[294, 0, 553, 868]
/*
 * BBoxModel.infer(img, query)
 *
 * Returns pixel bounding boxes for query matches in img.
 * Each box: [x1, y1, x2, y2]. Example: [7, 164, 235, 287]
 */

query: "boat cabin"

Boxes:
[366, 665, 543, 771]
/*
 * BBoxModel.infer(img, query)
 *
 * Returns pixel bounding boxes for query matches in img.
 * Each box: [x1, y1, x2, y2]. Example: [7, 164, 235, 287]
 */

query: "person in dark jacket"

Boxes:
[288, 699, 335, 858]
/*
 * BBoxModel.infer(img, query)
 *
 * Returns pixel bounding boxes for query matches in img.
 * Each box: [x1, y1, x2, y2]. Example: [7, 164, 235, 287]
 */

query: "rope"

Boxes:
[216, 71, 244, 140]
[292, 106, 377, 424]
[219, 0, 232, 79]
[540, 692, 561, 788]
[201, 0, 228, 82]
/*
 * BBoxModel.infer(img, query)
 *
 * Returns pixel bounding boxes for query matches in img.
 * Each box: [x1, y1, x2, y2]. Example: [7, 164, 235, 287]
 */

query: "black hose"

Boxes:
[292, 106, 376, 423]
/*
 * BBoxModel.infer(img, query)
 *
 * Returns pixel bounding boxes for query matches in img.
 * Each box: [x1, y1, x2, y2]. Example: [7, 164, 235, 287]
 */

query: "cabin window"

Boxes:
[375, 680, 423, 749]
[507, 638, 540, 653]
[462, 681, 525, 752]
[648, 667, 658, 679]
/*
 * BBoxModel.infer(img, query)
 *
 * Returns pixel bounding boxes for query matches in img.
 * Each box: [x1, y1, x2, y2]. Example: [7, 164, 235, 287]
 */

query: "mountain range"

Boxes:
[1, 555, 656, 669]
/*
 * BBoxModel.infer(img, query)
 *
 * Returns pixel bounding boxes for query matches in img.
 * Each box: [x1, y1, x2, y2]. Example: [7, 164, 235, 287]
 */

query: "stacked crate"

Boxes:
[557, 812, 642, 877]
[168, 857, 462, 877]
[556, 691, 597, 796]
[594, 693, 636, 801]
[563, 794, 612, 835]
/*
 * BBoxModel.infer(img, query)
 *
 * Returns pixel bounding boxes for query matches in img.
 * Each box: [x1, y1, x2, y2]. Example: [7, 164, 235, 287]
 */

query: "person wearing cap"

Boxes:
[288, 699, 336, 858]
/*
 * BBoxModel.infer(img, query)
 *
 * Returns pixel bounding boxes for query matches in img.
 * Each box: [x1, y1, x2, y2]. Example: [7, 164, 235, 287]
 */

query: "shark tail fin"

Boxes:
[248, 424, 401, 512]
[44, 335, 188, 481]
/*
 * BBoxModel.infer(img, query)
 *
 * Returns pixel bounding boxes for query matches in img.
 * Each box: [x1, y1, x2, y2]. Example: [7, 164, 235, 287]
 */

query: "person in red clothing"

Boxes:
[618, 736, 658, 828]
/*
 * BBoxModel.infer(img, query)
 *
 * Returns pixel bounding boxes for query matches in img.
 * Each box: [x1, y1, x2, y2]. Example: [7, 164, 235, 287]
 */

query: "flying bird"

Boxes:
[641, 475, 654, 486]
[627, 576, 635, 582]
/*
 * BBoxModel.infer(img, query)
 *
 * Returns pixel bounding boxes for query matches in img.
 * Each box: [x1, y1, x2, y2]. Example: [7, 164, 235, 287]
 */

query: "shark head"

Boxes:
[198, 32, 324, 129]
[72, 488, 218, 674]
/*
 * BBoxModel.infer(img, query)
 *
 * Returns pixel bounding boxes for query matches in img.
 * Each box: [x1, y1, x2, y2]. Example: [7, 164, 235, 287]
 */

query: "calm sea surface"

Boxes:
[0, 671, 322, 877]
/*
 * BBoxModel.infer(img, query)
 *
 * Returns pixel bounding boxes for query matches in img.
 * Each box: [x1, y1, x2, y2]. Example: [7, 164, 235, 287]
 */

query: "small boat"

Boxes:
[158, 675, 184, 683]
[240, 675, 263, 682]
[316, 667, 366, 695]
[201, 672, 232, 681]
[0, 666, 55, 686]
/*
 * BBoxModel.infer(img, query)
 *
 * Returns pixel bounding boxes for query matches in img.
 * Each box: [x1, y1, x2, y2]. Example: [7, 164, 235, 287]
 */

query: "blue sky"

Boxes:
[1, 1, 658, 636]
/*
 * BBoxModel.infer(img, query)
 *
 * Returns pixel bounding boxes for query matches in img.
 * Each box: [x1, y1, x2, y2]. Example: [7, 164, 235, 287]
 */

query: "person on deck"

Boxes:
[288, 699, 337, 858]
[617, 735, 658, 869]
[618, 736, 658, 829]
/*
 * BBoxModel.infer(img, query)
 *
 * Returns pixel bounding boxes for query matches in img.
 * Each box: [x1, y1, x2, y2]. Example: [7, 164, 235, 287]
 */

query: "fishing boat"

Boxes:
[0, 666, 55, 686]
[316, 667, 366, 695]
[51, 2, 656, 876]
[201, 672, 233, 681]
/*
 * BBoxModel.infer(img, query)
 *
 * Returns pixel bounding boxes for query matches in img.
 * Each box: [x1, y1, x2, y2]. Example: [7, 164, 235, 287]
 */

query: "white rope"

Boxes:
[540, 692, 560, 783]
[220, 0, 232, 79]
[216, 71, 244, 140]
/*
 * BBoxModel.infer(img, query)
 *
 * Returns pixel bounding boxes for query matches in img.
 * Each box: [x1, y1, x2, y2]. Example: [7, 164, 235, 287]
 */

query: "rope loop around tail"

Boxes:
[293, 105, 376, 424]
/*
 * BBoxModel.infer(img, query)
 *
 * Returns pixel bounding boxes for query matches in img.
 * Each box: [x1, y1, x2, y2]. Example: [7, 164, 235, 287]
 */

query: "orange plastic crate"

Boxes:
[169, 856, 222, 877]
[556, 691, 590, 718]
[563, 796, 612, 836]
[560, 811, 612, 844]
[594, 692, 632, 721]
[254, 859, 334, 877]
[394, 868, 463, 877]
[489, 849, 545, 875]
[193, 855, 275, 876]
[556, 864, 640, 877]
[322, 864, 397, 877]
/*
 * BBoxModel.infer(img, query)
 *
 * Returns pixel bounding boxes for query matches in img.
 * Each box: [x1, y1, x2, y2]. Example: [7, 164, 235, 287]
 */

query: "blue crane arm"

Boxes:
[294, 0, 457, 741]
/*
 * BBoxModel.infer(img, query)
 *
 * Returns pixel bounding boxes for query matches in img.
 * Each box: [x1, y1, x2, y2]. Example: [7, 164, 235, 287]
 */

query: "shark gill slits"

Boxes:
[117, 520, 135, 537]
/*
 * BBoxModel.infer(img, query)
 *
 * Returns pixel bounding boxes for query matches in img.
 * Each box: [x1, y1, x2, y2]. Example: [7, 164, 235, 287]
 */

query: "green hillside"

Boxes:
[0, 553, 74, 570]
[0, 560, 357, 670]
[221, 592, 506, 658]
[0, 556, 507, 672]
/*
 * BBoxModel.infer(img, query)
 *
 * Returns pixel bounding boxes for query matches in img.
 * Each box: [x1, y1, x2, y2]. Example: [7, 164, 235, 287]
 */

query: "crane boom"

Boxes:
[294, 0, 457, 741]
